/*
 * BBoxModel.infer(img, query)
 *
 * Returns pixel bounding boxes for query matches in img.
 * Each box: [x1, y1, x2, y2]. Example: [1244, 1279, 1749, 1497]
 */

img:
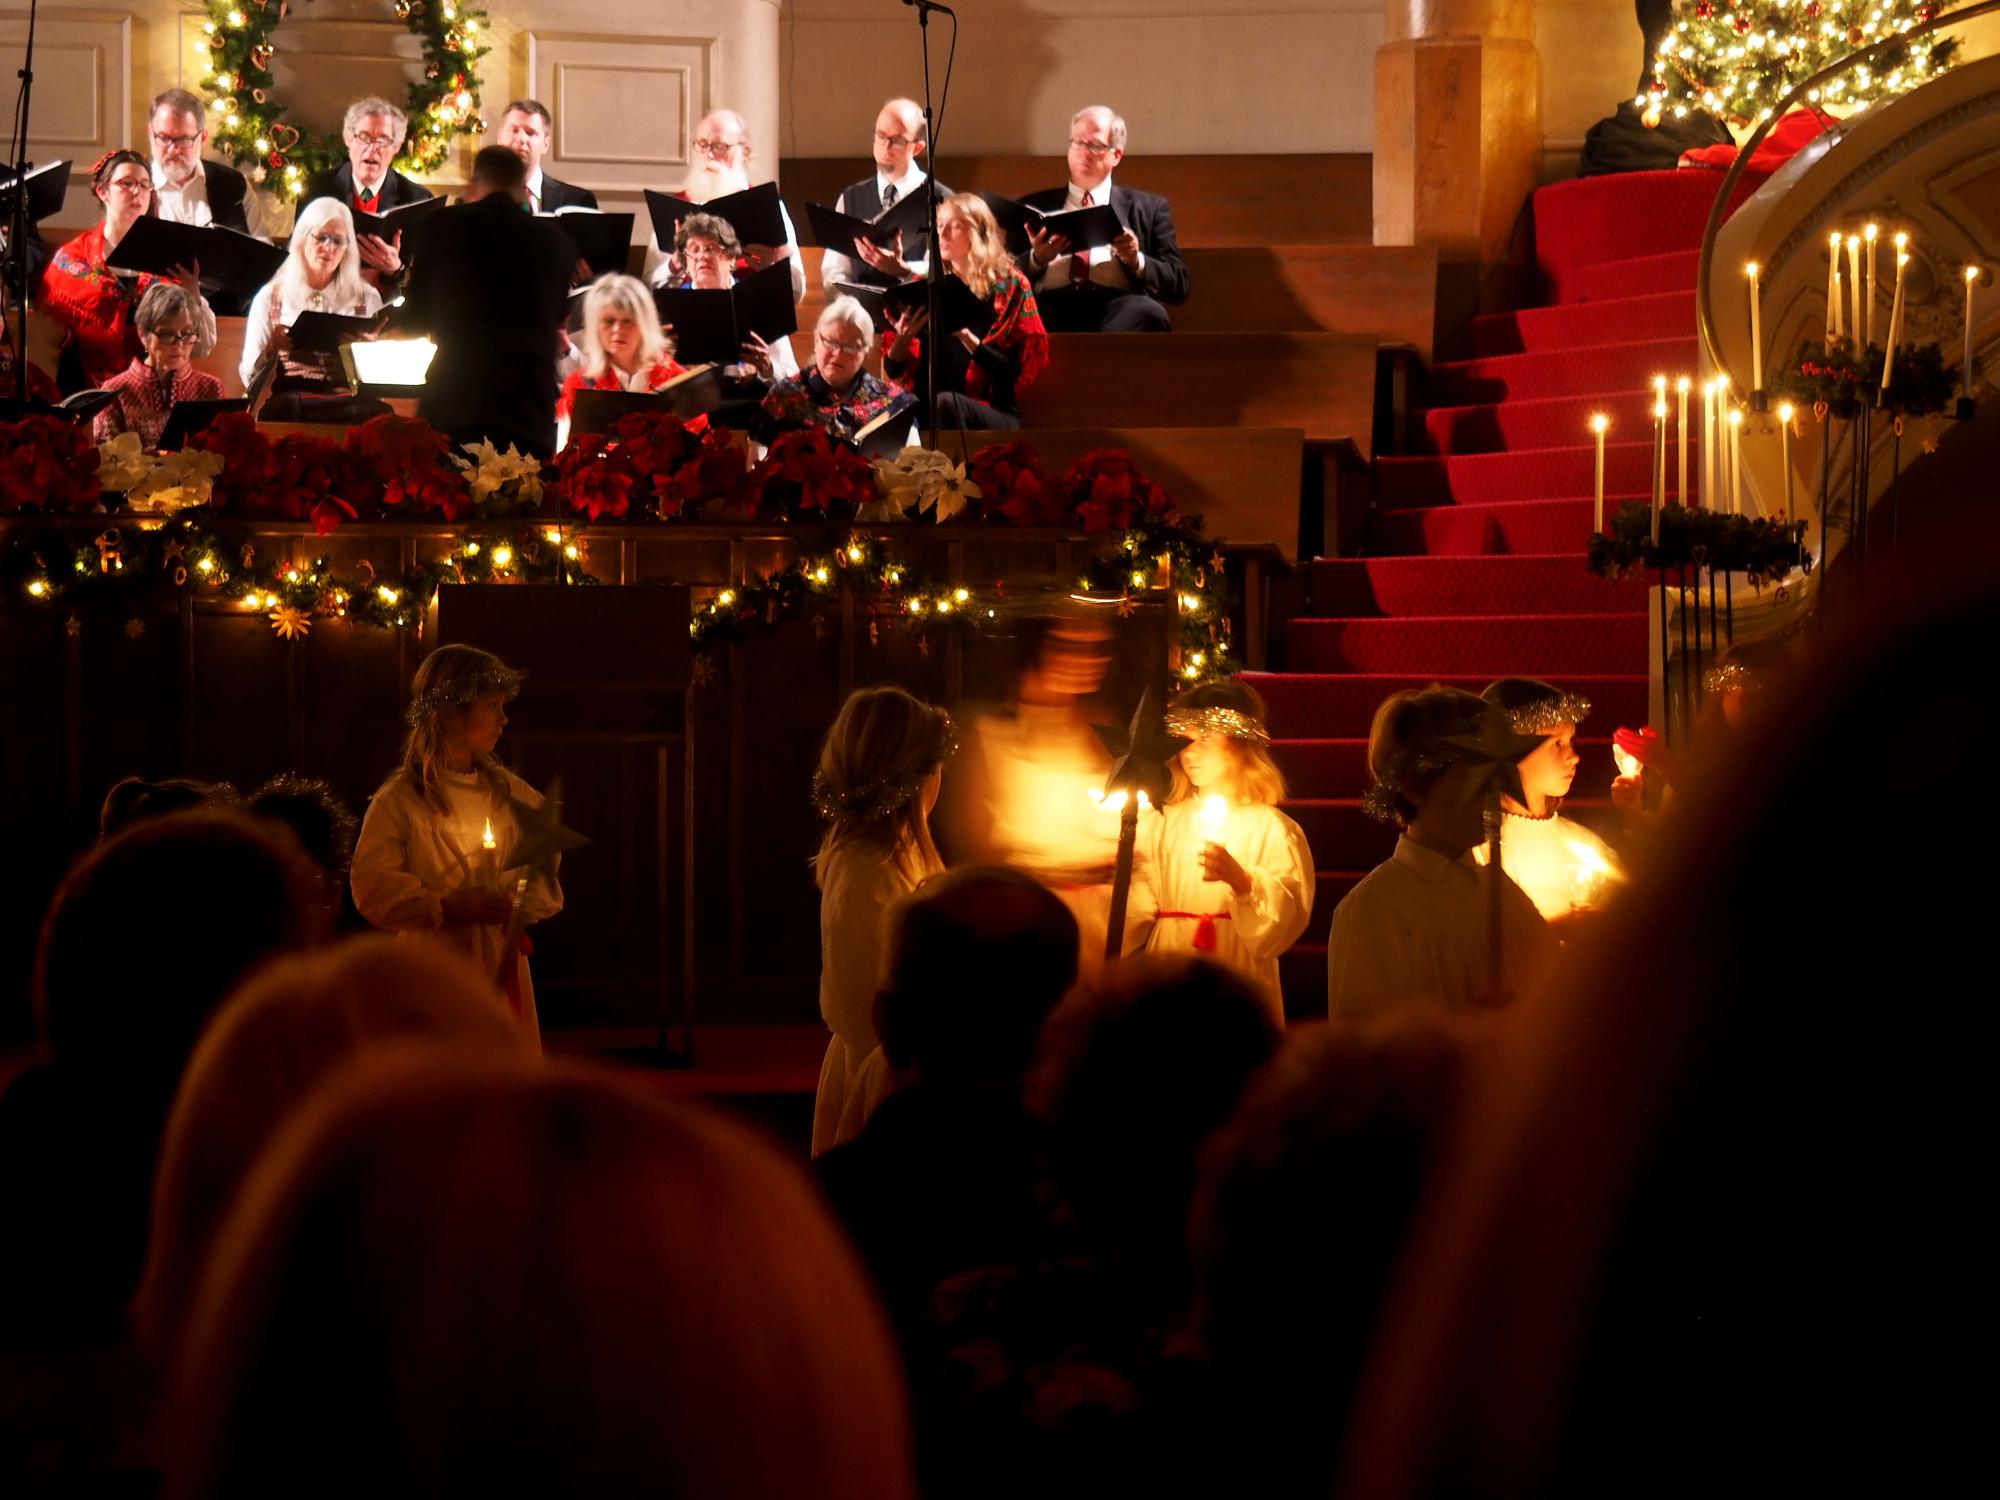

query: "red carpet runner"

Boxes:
[1247, 169, 1732, 1017]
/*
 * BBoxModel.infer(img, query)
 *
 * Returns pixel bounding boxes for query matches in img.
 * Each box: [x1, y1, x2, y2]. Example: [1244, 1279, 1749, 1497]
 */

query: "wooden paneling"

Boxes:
[0, 8, 131, 227]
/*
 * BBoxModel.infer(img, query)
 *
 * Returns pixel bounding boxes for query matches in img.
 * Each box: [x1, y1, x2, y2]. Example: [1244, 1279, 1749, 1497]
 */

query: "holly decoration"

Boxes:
[1647, 0, 1958, 130]
[197, 0, 491, 200]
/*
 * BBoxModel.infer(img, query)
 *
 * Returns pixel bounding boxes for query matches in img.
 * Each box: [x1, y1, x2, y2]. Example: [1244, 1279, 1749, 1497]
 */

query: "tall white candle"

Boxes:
[1651, 399, 1666, 542]
[1775, 402, 1795, 520]
[1864, 223, 1879, 346]
[1590, 412, 1609, 532]
[1701, 380, 1716, 507]
[1745, 263, 1763, 391]
[1965, 265, 1982, 402]
[1846, 236, 1863, 351]
[1828, 231, 1844, 341]
[1881, 248, 1909, 396]
[1676, 376, 1690, 508]
[1727, 406, 1744, 514]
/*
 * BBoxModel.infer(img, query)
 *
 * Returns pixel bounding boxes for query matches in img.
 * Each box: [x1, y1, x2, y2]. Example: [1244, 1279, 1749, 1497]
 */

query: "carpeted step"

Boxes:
[1310, 555, 1650, 617]
[1287, 613, 1649, 675]
[1274, 737, 1617, 800]
[1560, 250, 1701, 306]
[1420, 388, 1710, 459]
[1465, 290, 1694, 359]
[1371, 495, 1615, 556]
[1288, 799, 1398, 873]
[1244, 672, 1651, 740]
[1531, 170, 1727, 299]
[1378, 443, 1663, 509]
[1428, 336, 1697, 406]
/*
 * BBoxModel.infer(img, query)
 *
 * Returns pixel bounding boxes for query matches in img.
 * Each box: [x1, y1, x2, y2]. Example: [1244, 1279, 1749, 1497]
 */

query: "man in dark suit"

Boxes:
[396, 146, 571, 459]
[148, 88, 269, 314]
[301, 98, 435, 288]
[818, 97, 952, 289]
[497, 99, 599, 214]
[1019, 105, 1189, 333]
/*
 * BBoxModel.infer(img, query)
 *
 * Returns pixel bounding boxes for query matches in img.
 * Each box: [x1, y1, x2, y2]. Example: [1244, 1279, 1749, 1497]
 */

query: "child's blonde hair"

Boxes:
[391, 644, 522, 812]
[1363, 685, 1489, 826]
[812, 686, 955, 887]
[1165, 679, 1287, 806]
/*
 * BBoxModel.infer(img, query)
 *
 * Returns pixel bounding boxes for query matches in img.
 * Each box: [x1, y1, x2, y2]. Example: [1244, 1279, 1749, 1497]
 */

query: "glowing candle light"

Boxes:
[1589, 413, 1609, 532]
[1567, 839, 1613, 912]
[1198, 795, 1228, 867]
[1676, 376, 1690, 508]
[1745, 262, 1763, 391]
[1846, 235, 1863, 350]
[1776, 401, 1796, 521]
[1828, 231, 1844, 341]
[1965, 265, 1983, 403]
[1881, 245, 1909, 395]
[1727, 406, 1745, 514]
[1863, 224, 1879, 345]
[1651, 398, 1667, 543]
[1701, 379, 1715, 507]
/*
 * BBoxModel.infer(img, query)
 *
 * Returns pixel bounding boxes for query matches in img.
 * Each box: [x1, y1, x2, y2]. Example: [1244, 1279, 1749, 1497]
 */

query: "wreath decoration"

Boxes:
[196, 0, 492, 201]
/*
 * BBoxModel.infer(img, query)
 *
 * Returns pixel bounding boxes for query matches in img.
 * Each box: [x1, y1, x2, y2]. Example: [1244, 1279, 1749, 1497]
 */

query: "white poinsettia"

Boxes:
[870, 447, 981, 521]
[127, 447, 224, 514]
[96, 432, 152, 495]
[451, 439, 545, 508]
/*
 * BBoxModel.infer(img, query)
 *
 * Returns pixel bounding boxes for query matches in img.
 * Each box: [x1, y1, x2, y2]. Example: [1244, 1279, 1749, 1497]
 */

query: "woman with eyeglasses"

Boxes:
[661, 213, 799, 382]
[882, 193, 1049, 431]
[90, 282, 224, 451]
[39, 149, 217, 390]
[239, 197, 388, 420]
[756, 297, 914, 448]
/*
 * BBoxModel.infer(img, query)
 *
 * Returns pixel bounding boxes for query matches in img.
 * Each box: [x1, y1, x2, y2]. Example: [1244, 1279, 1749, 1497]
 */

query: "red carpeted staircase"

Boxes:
[1248, 169, 1733, 1019]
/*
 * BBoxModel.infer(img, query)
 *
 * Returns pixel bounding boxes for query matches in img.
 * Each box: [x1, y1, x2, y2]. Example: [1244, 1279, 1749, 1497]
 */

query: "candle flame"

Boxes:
[1715, 372, 1731, 393]
[1745, 261, 1759, 278]
[1611, 745, 1641, 780]
[1967, 265, 1982, 283]
[1087, 789, 1151, 814]
[1776, 401, 1795, 422]
[1845, 234, 1860, 250]
[1652, 374, 1668, 394]
[1894, 231, 1909, 250]
[1727, 408, 1745, 428]
[1864, 223, 1878, 242]
[1589, 412, 1609, 434]
[1200, 795, 1228, 840]
[481, 818, 497, 851]
[1653, 401, 1668, 420]
[1829, 231, 1843, 250]
[1676, 375, 1691, 393]
[1567, 840, 1614, 900]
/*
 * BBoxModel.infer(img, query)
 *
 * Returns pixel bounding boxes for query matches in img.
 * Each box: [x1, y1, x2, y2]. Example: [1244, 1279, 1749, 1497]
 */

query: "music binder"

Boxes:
[538, 208, 636, 280]
[569, 365, 724, 435]
[652, 261, 798, 366]
[642, 182, 787, 251]
[0, 160, 71, 223]
[103, 218, 289, 296]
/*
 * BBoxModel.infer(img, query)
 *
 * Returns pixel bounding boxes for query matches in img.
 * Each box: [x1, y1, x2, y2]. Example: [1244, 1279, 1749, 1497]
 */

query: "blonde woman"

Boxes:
[555, 273, 690, 447]
[350, 644, 563, 1045]
[883, 192, 1049, 430]
[240, 197, 386, 418]
[811, 686, 956, 1154]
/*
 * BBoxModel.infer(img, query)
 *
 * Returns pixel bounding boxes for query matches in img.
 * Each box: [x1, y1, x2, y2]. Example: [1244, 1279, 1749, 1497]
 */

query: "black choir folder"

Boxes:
[568, 365, 724, 435]
[157, 397, 251, 452]
[804, 193, 932, 263]
[537, 208, 636, 280]
[349, 195, 450, 243]
[829, 274, 996, 341]
[980, 194, 1123, 255]
[104, 218, 289, 296]
[653, 261, 798, 366]
[286, 310, 387, 353]
[0, 160, 71, 223]
[642, 182, 787, 251]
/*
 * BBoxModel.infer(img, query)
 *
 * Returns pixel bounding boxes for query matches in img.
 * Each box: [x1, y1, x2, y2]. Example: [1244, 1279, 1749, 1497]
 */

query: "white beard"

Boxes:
[683, 159, 750, 203]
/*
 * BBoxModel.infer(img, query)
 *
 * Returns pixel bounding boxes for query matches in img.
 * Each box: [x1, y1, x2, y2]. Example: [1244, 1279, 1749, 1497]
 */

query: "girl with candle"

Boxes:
[810, 684, 956, 1154]
[1471, 678, 1623, 925]
[1142, 680, 1313, 1024]
[351, 644, 563, 1047]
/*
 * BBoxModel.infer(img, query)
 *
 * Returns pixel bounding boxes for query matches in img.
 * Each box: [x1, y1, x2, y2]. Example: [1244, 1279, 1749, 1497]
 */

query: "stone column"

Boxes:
[1373, 0, 1542, 266]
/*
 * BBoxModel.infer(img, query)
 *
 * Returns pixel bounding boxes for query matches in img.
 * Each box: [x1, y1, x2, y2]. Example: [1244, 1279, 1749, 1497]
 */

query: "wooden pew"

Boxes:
[1016, 332, 1377, 459]
[778, 154, 1373, 248]
[194, 316, 251, 399]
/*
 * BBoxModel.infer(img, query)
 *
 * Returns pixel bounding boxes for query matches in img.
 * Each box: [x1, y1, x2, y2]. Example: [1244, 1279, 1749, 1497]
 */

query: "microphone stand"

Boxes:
[909, 0, 955, 448]
[8, 0, 42, 409]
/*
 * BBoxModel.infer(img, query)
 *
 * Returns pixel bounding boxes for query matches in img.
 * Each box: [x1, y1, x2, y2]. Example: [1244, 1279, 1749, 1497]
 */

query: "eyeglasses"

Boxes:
[152, 132, 201, 148]
[148, 328, 200, 345]
[106, 176, 153, 194]
[1068, 138, 1116, 157]
[873, 131, 914, 150]
[692, 138, 744, 159]
[348, 132, 399, 150]
[308, 231, 350, 249]
[816, 331, 866, 357]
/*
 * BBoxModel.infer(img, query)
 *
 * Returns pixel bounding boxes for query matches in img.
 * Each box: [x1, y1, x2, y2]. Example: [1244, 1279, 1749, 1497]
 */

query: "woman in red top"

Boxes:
[91, 283, 224, 451]
[884, 192, 1048, 431]
[39, 150, 216, 390]
[554, 273, 691, 449]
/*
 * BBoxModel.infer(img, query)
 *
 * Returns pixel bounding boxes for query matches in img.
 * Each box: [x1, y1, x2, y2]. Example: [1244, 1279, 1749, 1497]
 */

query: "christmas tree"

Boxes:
[1644, 0, 1957, 130]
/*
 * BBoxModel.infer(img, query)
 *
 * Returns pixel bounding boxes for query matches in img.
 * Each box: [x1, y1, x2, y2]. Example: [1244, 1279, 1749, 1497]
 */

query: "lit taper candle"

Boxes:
[1676, 376, 1690, 508]
[1864, 223, 1879, 345]
[1746, 262, 1763, 392]
[1965, 265, 1983, 403]
[1590, 412, 1609, 532]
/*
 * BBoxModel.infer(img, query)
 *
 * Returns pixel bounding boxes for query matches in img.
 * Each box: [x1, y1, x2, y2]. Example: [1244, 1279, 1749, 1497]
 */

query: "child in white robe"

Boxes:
[811, 685, 956, 1155]
[1473, 677, 1624, 924]
[1144, 680, 1314, 1025]
[1327, 687, 1556, 1020]
[351, 644, 563, 1047]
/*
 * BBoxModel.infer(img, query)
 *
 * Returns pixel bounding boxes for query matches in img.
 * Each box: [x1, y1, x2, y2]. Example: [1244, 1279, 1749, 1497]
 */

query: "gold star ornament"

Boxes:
[270, 606, 312, 641]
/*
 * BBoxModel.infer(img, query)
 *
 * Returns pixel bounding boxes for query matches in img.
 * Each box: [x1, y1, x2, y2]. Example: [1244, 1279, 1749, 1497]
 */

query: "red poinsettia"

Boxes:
[657, 428, 746, 518]
[191, 413, 276, 513]
[747, 428, 876, 519]
[346, 415, 472, 520]
[0, 417, 102, 513]
[269, 433, 369, 534]
[563, 457, 636, 522]
[1061, 449, 1176, 533]
[965, 440, 1059, 526]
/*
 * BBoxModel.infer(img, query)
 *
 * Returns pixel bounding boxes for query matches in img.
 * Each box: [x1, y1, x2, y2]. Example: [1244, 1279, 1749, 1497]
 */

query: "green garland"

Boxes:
[1769, 338, 1955, 419]
[197, 0, 491, 201]
[1587, 501, 1810, 587]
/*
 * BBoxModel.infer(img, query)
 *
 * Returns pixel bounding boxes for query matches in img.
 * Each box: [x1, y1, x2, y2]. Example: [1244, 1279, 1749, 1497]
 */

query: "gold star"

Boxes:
[690, 654, 717, 686]
[1116, 593, 1138, 618]
[64, 614, 81, 639]
[123, 617, 147, 640]
[505, 776, 590, 875]
[270, 606, 312, 641]
[161, 538, 185, 564]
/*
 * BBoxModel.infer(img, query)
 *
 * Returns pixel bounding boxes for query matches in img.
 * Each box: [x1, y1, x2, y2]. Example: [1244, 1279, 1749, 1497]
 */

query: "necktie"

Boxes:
[356, 188, 378, 215]
[881, 183, 898, 209]
[1068, 191, 1094, 286]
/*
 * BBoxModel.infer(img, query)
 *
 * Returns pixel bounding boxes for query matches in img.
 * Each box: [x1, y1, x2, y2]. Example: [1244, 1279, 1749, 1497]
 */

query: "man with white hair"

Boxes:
[641, 109, 804, 303]
[818, 97, 951, 289]
[1018, 105, 1188, 333]
[302, 98, 435, 286]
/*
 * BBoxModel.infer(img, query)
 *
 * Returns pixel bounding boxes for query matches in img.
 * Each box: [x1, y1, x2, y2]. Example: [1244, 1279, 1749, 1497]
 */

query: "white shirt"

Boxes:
[239, 277, 384, 388]
[152, 159, 275, 241]
[820, 164, 932, 288]
[812, 841, 918, 1154]
[524, 167, 546, 213]
[1327, 835, 1558, 1019]
[1035, 174, 1142, 292]
[1472, 808, 1624, 922]
[643, 198, 807, 304]
[1144, 798, 1314, 1024]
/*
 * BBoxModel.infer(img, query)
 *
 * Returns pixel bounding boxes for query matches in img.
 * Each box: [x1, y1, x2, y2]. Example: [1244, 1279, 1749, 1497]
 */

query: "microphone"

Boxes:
[902, 0, 956, 11]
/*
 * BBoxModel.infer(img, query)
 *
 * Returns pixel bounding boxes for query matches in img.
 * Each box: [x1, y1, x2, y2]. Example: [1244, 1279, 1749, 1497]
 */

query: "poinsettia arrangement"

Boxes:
[0, 416, 101, 514]
[742, 427, 877, 520]
[555, 411, 745, 521]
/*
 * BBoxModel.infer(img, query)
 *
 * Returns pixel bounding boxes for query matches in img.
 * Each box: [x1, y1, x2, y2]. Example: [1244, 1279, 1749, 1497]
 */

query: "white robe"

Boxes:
[350, 767, 564, 1046]
[812, 843, 918, 1156]
[1143, 798, 1314, 1024]
[1327, 836, 1557, 1020]
[1472, 808, 1624, 922]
